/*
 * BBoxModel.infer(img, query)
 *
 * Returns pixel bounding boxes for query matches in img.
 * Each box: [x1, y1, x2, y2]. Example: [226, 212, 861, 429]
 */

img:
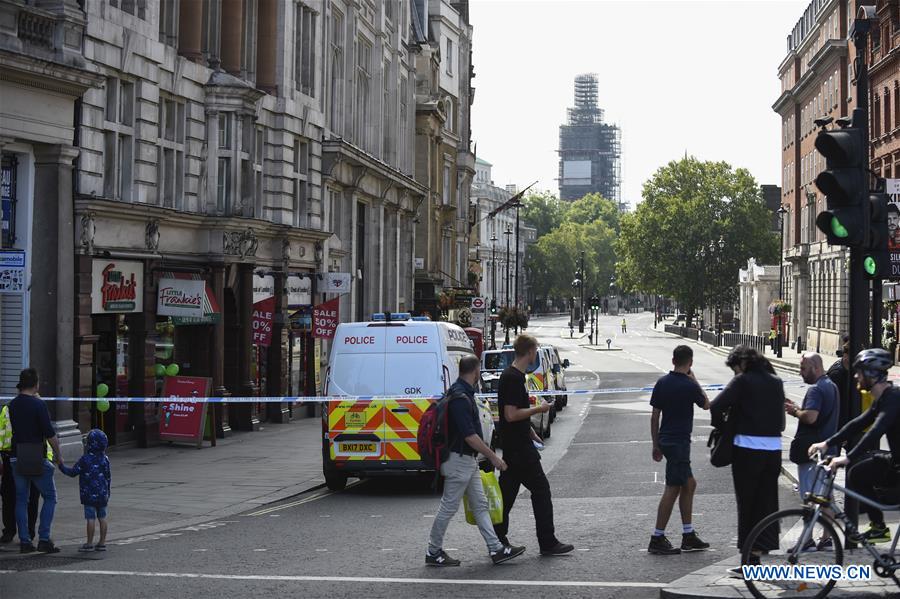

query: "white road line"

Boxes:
[248, 481, 361, 516]
[20, 569, 667, 589]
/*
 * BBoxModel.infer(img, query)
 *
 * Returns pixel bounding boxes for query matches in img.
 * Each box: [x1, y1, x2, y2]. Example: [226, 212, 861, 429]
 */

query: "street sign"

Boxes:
[0, 249, 25, 294]
[471, 311, 485, 328]
[471, 297, 485, 310]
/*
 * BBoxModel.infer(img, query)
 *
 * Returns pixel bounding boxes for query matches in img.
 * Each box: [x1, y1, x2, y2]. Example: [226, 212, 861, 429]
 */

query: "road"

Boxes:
[1, 313, 807, 599]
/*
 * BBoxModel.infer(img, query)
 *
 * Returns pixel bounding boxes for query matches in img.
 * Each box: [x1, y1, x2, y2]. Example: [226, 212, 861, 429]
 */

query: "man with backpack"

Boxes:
[425, 355, 525, 566]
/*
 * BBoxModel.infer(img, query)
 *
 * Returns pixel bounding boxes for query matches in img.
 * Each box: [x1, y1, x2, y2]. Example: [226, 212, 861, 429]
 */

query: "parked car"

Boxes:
[480, 348, 551, 439]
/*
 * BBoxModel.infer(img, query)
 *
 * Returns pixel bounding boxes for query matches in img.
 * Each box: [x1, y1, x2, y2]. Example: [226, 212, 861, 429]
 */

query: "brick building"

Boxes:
[774, 0, 862, 355]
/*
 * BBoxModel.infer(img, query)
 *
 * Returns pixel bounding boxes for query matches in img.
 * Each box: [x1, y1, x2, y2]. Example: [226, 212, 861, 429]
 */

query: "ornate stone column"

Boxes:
[221, 0, 244, 75]
[30, 144, 81, 460]
[178, 0, 204, 61]
[266, 267, 288, 423]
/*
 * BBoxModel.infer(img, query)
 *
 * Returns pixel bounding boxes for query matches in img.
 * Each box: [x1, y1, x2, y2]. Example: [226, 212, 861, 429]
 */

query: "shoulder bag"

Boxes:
[708, 407, 737, 468]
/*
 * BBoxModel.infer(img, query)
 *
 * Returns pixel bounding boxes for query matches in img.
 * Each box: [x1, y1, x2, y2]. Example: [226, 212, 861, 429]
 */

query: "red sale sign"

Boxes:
[251, 296, 275, 347]
[313, 297, 340, 339]
[159, 376, 211, 448]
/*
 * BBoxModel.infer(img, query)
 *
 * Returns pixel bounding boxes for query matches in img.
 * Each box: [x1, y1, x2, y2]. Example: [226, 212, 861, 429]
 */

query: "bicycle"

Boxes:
[741, 451, 900, 599]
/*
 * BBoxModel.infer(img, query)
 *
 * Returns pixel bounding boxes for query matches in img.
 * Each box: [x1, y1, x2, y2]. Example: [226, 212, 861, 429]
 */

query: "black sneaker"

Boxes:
[497, 535, 511, 546]
[540, 542, 575, 556]
[425, 550, 460, 567]
[648, 535, 680, 555]
[727, 554, 760, 577]
[36, 540, 60, 554]
[491, 544, 526, 564]
[19, 543, 35, 554]
[681, 532, 710, 552]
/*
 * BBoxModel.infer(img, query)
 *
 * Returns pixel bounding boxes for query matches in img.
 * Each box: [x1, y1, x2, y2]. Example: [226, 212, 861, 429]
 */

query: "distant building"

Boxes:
[558, 73, 622, 209]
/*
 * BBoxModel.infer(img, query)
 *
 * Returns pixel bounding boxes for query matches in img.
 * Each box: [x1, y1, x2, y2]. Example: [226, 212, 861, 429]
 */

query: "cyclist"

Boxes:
[808, 348, 900, 543]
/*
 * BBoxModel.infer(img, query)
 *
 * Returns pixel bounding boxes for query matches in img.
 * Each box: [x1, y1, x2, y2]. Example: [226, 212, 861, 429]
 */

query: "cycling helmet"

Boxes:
[853, 348, 893, 381]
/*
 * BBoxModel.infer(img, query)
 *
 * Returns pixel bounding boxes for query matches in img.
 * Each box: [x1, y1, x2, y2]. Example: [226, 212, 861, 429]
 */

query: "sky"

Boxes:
[468, 0, 810, 207]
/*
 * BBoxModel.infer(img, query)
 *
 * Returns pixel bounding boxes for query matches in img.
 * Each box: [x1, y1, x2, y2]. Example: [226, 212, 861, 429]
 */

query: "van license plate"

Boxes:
[338, 442, 377, 454]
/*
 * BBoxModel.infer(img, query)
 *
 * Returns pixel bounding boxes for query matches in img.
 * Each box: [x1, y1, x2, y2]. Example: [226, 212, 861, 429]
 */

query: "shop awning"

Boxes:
[159, 272, 222, 326]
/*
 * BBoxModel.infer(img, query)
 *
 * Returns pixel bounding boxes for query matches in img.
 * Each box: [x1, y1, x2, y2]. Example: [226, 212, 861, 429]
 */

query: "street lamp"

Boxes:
[776, 204, 788, 358]
[490, 230, 498, 307]
[503, 225, 513, 308]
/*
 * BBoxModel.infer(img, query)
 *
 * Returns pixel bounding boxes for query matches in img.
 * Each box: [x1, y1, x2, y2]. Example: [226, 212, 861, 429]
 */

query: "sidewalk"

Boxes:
[1, 416, 324, 549]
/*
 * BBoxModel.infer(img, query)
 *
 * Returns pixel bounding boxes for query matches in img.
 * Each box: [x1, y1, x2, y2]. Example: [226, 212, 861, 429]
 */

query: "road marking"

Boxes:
[192, 549, 207, 552]
[315, 549, 328, 552]
[248, 482, 361, 516]
[253, 549, 267, 552]
[269, 514, 280, 518]
[25, 569, 668, 589]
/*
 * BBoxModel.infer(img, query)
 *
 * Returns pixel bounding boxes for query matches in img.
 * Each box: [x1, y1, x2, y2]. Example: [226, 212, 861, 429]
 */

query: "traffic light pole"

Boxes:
[845, 9, 875, 546]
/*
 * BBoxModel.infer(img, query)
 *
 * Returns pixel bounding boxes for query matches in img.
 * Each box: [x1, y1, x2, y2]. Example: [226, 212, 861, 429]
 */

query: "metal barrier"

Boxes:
[683, 327, 700, 341]
[700, 330, 721, 346]
[664, 324, 685, 336]
[722, 332, 768, 354]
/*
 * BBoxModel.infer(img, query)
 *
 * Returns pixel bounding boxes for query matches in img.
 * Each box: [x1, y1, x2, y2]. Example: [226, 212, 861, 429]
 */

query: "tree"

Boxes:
[563, 193, 620, 231]
[526, 220, 617, 308]
[521, 191, 566, 238]
[616, 157, 778, 326]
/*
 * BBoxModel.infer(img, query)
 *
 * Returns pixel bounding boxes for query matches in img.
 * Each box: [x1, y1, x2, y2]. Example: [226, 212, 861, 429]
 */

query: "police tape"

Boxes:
[0, 381, 812, 404]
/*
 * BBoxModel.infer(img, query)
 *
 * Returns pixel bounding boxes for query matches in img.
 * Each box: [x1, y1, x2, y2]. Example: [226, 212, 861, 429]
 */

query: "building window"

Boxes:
[399, 75, 408, 170]
[444, 98, 454, 133]
[442, 235, 451, 282]
[328, 187, 341, 237]
[253, 127, 264, 218]
[446, 38, 453, 75]
[385, 0, 394, 22]
[330, 9, 344, 135]
[442, 164, 451, 205]
[887, 88, 893, 134]
[104, 77, 135, 202]
[457, 240, 465, 282]
[383, 59, 392, 162]
[1, 154, 17, 248]
[874, 95, 882, 138]
[217, 157, 230, 213]
[295, 3, 317, 96]
[355, 38, 372, 151]
[157, 97, 186, 209]
[293, 139, 309, 228]
[218, 113, 231, 149]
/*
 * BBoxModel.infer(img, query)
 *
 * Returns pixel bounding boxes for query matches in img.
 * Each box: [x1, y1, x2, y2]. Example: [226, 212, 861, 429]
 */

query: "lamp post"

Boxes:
[514, 201, 521, 308]
[490, 230, 497, 306]
[578, 251, 586, 333]
[776, 204, 788, 358]
[504, 225, 512, 308]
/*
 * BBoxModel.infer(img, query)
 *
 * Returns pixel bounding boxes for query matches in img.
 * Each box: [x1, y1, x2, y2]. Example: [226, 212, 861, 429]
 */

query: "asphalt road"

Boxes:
[1, 313, 807, 599]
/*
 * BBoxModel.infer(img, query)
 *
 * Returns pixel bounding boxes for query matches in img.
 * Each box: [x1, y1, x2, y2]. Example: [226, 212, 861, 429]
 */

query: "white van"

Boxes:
[322, 314, 494, 491]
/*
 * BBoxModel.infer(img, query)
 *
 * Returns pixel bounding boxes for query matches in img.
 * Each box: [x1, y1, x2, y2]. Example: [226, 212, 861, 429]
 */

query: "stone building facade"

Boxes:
[774, 0, 860, 355]
[0, 0, 463, 449]
[411, 0, 475, 318]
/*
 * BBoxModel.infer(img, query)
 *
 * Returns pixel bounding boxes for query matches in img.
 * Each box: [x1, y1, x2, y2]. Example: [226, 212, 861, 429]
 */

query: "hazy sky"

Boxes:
[469, 0, 810, 207]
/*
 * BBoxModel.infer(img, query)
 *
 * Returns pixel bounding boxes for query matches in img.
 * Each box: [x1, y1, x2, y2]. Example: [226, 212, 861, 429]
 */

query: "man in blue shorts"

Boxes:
[648, 345, 711, 555]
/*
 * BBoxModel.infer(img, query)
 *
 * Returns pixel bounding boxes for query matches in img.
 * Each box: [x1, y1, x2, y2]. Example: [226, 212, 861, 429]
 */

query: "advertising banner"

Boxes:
[252, 296, 275, 347]
[159, 376, 211, 448]
[0, 250, 25, 294]
[287, 274, 312, 307]
[252, 273, 275, 304]
[313, 297, 340, 339]
[91, 260, 143, 313]
[889, 183, 900, 279]
[157, 278, 204, 318]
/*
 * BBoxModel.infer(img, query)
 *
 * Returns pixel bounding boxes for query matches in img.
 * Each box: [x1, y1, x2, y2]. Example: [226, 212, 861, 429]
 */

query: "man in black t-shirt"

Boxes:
[493, 334, 574, 556]
[648, 346, 710, 555]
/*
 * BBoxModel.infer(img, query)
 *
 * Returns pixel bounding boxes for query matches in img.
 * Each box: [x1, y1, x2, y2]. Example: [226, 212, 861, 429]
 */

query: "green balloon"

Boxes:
[96, 383, 109, 398]
[154, 364, 166, 377]
[97, 398, 110, 413]
[165, 363, 180, 377]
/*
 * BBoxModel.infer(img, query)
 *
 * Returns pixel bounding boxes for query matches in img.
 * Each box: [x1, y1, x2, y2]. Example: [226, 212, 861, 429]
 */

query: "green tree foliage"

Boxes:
[563, 193, 620, 231]
[521, 191, 566, 238]
[616, 157, 778, 323]
[525, 220, 617, 302]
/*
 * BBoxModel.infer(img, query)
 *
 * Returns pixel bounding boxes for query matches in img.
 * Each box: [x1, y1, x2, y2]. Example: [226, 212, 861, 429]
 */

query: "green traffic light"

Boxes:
[864, 256, 877, 276]
[830, 217, 849, 238]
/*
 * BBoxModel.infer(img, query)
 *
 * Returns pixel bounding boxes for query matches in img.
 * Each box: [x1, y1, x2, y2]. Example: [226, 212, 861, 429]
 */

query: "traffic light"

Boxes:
[490, 299, 497, 315]
[814, 126, 867, 247]
[863, 190, 890, 279]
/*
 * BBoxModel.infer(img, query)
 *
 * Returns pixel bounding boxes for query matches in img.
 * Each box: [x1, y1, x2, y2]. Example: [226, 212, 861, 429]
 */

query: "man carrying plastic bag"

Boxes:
[425, 355, 526, 567]
[464, 470, 503, 525]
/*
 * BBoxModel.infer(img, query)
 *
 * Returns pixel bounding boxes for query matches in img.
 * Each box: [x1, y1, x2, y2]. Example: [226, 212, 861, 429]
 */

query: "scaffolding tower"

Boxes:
[558, 74, 622, 209]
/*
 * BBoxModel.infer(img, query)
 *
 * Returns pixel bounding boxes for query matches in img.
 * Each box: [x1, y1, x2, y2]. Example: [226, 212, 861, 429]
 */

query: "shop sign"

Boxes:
[253, 273, 275, 303]
[158, 278, 204, 318]
[323, 272, 351, 295]
[0, 250, 24, 294]
[91, 260, 143, 313]
[313, 297, 340, 339]
[252, 296, 275, 347]
[159, 376, 211, 448]
[287, 274, 311, 307]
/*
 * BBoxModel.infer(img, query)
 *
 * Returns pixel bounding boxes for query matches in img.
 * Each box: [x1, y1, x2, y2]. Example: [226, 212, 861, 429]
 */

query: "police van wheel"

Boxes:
[543, 419, 552, 439]
[325, 472, 348, 492]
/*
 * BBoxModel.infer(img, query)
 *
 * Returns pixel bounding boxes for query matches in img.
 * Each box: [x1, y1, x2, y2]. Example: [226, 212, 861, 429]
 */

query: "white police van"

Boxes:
[322, 313, 494, 490]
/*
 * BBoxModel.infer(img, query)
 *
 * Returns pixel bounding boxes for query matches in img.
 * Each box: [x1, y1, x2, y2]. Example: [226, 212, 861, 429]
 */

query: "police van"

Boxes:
[322, 313, 494, 491]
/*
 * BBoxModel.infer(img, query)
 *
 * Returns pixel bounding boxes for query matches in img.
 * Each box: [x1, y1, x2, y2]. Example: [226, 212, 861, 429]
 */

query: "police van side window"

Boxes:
[384, 353, 440, 395]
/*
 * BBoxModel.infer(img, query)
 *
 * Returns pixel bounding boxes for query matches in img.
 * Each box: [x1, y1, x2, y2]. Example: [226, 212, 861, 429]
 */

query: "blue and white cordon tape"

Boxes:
[0, 381, 814, 404]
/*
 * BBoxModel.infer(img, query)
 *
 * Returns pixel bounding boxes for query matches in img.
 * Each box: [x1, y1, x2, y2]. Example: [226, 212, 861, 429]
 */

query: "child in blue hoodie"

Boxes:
[59, 429, 111, 552]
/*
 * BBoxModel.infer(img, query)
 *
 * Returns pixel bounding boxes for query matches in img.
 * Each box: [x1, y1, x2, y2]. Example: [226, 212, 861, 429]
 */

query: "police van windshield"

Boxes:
[483, 350, 539, 373]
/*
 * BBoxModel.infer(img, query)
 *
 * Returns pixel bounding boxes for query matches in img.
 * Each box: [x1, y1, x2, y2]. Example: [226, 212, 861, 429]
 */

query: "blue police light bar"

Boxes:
[371, 312, 412, 321]
[411, 316, 431, 321]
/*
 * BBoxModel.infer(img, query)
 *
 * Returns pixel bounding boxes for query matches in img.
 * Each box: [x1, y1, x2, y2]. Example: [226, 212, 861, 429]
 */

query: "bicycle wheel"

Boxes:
[741, 507, 843, 599]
